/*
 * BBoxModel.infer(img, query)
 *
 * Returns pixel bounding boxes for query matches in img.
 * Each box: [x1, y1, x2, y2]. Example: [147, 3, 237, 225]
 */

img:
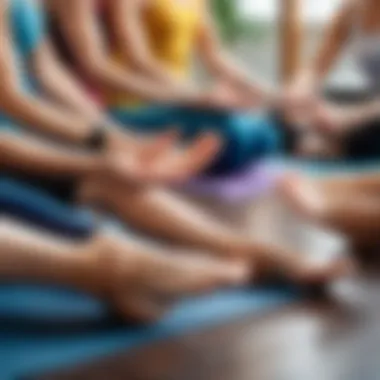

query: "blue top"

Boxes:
[0, 0, 46, 129]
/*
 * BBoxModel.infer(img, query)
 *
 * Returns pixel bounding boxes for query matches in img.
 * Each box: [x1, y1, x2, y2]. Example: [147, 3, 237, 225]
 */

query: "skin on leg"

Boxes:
[0, 218, 248, 322]
[315, 196, 380, 242]
[319, 173, 380, 196]
[80, 180, 354, 285]
[279, 174, 380, 243]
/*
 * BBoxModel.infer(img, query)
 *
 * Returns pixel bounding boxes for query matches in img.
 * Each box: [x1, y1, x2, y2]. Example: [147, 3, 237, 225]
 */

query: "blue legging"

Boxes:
[110, 107, 282, 176]
[0, 178, 96, 239]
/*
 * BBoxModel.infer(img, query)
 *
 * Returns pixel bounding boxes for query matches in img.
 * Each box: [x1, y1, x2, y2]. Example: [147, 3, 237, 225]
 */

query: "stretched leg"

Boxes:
[280, 173, 380, 243]
[0, 218, 247, 322]
[79, 179, 353, 285]
[317, 172, 380, 196]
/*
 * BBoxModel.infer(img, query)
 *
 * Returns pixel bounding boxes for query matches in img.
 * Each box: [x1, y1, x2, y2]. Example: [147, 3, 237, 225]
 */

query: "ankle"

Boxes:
[88, 233, 144, 297]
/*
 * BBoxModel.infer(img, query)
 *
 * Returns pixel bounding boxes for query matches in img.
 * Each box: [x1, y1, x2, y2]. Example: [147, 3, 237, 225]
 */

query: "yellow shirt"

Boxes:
[105, 0, 203, 108]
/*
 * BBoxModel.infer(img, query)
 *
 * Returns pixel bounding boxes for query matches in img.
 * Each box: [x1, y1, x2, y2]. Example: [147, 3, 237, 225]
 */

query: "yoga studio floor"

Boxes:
[7, 188, 380, 380]
[37, 273, 380, 380]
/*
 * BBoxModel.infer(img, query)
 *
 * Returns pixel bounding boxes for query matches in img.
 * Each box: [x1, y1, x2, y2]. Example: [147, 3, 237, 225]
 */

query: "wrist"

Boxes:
[106, 128, 135, 152]
[177, 87, 206, 107]
[298, 69, 318, 88]
[83, 123, 109, 151]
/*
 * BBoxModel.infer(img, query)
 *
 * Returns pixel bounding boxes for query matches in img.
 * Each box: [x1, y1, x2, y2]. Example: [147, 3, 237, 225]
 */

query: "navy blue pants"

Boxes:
[0, 177, 96, 239]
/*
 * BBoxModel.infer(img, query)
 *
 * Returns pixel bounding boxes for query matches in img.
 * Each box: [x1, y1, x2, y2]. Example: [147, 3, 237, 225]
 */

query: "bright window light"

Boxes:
[239, 0, 342, 23]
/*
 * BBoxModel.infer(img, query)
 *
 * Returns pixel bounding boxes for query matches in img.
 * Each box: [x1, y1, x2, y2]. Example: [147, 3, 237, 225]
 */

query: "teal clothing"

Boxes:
[110, 106, 283, 176]
[0, 0, 45, 128]
[0, 1, 97, 238]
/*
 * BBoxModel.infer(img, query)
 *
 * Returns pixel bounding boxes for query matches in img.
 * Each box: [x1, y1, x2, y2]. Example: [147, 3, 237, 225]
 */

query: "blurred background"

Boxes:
[212, 0, 364, 90]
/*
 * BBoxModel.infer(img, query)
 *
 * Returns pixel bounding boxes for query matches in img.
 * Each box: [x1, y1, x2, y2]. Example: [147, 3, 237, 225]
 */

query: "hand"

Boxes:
[312, 102, 352, 136]
[278, 82, 317, 116]
[103, 130, 222, 185]
[200, 82, 253, 111]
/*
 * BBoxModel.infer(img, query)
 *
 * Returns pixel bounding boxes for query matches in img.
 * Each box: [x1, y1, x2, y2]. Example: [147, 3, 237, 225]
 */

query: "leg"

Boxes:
[279, 171, 380, 217]
[79, 178, 353, 285]
[320, 172, 380, 196]
[279, 173, 380, 242]
[313, 195, 380, 242]
[0, 218, 247, 322]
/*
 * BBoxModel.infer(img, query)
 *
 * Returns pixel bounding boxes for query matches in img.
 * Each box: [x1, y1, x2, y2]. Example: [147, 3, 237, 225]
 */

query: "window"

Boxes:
[231, 0, 278, 84]
[216, 0, 364, 89]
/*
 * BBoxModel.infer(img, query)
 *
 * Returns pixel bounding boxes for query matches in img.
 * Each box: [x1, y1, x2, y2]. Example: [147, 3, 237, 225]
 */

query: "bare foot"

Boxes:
[93, 236, 250, 322]
[282, 252, 354, 285]
[253, 242, 354, 286]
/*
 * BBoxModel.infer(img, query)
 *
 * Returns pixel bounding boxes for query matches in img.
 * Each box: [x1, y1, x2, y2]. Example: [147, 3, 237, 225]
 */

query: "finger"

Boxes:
[178, 132, 223, 177]
[142, 132, 223, 185]
[116, 154, 155, 185]
[140, 129, 180, 163]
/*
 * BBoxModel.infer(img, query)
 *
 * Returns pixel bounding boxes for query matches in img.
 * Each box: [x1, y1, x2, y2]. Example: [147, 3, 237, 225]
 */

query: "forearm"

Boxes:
[290, 2, 352, 93]
[0, 132, 102, 178]
[209, 54, 274, 102]
[88, 59, 201, 105]
[0, 91, 94, 144]
[291, 67, 321, 91]
[35, 62, 138, 145]
[343, 100, 380, 127]
[0, 220, 99, 292]
[1, 86, 144, 155]
[39, 66, 102, 121]
[125, 53, 181, 88]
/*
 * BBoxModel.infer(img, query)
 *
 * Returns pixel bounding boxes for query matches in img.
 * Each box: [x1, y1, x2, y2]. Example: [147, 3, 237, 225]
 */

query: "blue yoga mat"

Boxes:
[0, 284, 299, 379]
[3, 159, 379, 380]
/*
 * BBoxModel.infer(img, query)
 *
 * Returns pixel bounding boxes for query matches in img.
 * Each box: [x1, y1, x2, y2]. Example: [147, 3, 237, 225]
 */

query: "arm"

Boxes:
[319, 99, 380, 131]
[197, 4, 272, 103]
[0, 4, 95, 144]
[52, 0, 199, 104]
[0, 220, 99, 293]
[0, 131, 102, 178]
[0, 1, 138, 149]
[292, 0, 355, 91]
[33, 40, 102, 121]
[111, 0, 181, 87]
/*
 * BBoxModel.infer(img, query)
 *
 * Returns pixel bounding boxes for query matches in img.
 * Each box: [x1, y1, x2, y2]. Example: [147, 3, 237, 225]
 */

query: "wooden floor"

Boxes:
[36, 265, 380, 380]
